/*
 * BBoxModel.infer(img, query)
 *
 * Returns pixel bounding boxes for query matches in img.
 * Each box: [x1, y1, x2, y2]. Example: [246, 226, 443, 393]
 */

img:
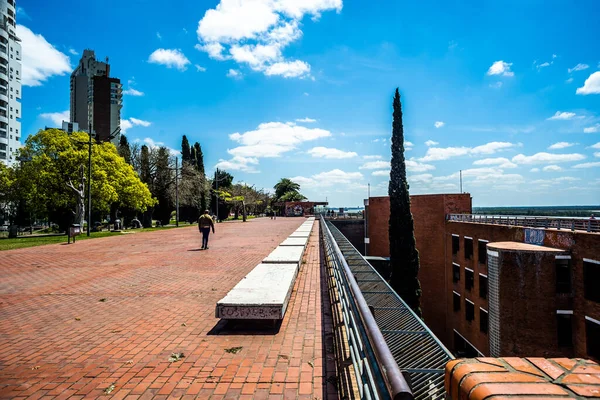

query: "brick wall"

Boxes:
[366, 194, 472, 341]
[445, 358, 600, 400]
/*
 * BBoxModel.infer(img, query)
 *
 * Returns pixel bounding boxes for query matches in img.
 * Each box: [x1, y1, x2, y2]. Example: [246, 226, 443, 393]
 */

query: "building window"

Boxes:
[453, 263, 460, 283]
[557, 312, 573, 347]
[465, 268, 474, 291]
[480, 308, 488, 333]
[479, 274, 488, 299]
[556, 257, 572, 294]
[454, 331, 480, 358]
[586, 316, 600, 361]
[453, 291, 461, 311]
[452, 235, 459, 255]
[465, 299, 474, 322]
[584, 260, 600, 303]
[465, 237, 473, 259]
[478, 240, 488, 264]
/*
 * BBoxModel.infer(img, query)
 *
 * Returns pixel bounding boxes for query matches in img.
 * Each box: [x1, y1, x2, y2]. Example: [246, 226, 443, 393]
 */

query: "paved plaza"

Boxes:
[0, 218, 337, 399]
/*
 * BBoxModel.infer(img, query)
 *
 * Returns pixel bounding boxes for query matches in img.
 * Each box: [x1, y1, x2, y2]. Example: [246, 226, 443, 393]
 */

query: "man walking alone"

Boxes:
[198, 210, 215, 250]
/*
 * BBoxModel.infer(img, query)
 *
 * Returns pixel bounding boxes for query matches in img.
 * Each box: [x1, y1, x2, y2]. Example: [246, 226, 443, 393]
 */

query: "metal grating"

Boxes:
[325, 220, 454, 400]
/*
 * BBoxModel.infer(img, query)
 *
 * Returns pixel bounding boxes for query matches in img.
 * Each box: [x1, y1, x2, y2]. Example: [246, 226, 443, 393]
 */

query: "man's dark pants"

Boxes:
[200, 228, 211, 249]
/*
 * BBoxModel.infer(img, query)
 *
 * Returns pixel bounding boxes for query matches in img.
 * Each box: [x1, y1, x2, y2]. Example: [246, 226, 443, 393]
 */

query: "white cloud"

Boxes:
[39, 110, 69, 126]
[123, 88, 144, 96]
[156, 32, 162, 40]
[573, 162, 600, 169]
[420, 142, 516, 162]
[140, 137, 179, 157]
[425, 140, 439, 146]
[121, 118, 151, 133]
[434, 121, 445, 128]
[595, 152, 600, 158]
[296, 117, 316, 123]
[359, 161, 389, 170]
[530, 168, 540, 172]
[195, 0, 340, 78]
[584, 124, 600, 133]
[568, 63, 589, 73]
[537, 62, 550, 69]
[303, 92, 309, 96]
[589, 143, 600, 149]
[405, 141, 414, 150]
[291, 169, 363, 189]
[363, 155, 382, 160]
[69, 48, 79, 55]
[548, 142, 577, 150]
[406, 160, 436, 172]
[472, 157, 517, 169]
[148, 48, 190, 70]
[307, 146, 357, 159]
[512, 152, 585, 164]
[487, 61, 514, 77]
[195, 64, 207, 72]
[543, 165, 562, 172]
[576, 72, 600, 95]
[489, 82, 503, 89]
[409, 173, 434, 183]
[17, 25, 71, 86]
[372, 170, 390, 177]
[264, 60, 310, 78]
[227, 121, 331, 159]
[215, 156, 260, 173]
[565, 78, 574, 84]
[421, 146, 470, 161]
[547, 111, 578, 120]
[227, 68, 242, 79]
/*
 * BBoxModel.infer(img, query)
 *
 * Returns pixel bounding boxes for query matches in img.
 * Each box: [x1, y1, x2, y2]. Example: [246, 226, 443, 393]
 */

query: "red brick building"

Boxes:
[366, 194, 600, 362]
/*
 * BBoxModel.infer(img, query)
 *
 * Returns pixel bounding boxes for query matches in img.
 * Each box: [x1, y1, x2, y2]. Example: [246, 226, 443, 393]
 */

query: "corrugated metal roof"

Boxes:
[325, 220, 454, 400]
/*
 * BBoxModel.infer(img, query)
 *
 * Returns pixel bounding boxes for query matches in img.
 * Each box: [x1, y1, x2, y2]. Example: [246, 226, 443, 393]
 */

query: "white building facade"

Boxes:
[0, 0, 21, 166]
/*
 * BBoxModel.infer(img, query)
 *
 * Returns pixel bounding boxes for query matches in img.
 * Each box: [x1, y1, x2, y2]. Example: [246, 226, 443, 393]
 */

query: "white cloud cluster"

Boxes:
[121, 118, 151, 133]
[307, 146, 357, 159]
[576, 72, 600, 95]
[138, 137, 179, 157]
[296, 117, 317, 123]
[215, 156, 260, 173]
[17, 25, 71, 86]
[573, 162, 600, 169]
[487, 61, 514, 77]
[434, 121, 445, 128]
[39, 110, 70, 126]
[511, 152, 585, 165]
[421, 141, 516, 162]
[548, 142, 577, 150]
[227, 68, 242, 79]
[547, 111, 579, 120]
[148, 49, 191, 71]
[543, 165, 562, 172]
[123, 88, 144, 96]
[363, 155, 382, 160]
[584, 124, 600, 133]
[291, 169, 364, 190]
[568, 63, 589, 73]
[195, 0, 342, 78]
[425, 140, 439, 147]
[359, 160, 389, 170]
[472, 157, 517, 169]
[195, 64, 207, 72]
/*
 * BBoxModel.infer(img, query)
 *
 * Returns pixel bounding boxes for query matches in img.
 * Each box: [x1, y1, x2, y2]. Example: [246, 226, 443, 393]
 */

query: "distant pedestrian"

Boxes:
[198, 210, 215, 250]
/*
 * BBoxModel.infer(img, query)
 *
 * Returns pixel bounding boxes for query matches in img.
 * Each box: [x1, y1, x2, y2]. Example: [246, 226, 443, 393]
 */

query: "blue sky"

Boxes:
[19, 0, 600, 207]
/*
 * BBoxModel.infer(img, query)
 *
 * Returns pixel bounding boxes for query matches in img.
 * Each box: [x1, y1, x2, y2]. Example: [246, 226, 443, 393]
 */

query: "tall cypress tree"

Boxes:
[193, 142, 205, 175]
[388, 88, 422, 317]
[181, 135, 191, 163]
[118, 135, 132, 164]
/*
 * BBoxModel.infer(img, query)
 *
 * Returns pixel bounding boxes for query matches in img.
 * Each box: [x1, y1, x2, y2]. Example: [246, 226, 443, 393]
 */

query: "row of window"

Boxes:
[555, 258, 600, 303]
[452, 235, 488, 264]
[556, 313, 600, 360]
[453, 292, 489, 333]
[453, 263, 488, 299]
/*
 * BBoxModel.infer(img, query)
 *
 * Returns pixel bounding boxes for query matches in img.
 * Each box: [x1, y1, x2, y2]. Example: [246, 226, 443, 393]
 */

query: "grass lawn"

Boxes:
[0, 224, 194, 251]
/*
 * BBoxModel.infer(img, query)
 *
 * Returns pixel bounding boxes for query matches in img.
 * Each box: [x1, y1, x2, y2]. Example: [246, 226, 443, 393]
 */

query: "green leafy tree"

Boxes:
[153, 147, 174, 225]
[14, 128, 156, 230]
[0, 163, 16, 224]
[193, 142, 205, 175]
[181, 135, 191, 163]
[388, 88, 422, 317]
[211, 169, 233, 221]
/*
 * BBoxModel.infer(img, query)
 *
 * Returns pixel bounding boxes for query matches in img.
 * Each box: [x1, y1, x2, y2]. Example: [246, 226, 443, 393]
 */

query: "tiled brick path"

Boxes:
[0, 218, 337, 399]
[446, 357, 600, 400]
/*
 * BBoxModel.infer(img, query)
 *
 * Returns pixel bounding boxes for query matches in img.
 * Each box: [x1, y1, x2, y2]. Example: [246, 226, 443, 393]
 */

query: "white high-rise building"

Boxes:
[0, 0, 21, 166]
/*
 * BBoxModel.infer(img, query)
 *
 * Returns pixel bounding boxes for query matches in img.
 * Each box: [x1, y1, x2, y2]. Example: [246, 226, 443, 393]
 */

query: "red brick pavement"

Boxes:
[0, 218, 337, 399]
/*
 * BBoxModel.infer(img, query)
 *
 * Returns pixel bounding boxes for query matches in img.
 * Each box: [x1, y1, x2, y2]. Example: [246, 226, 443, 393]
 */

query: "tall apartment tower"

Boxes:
[69, 50, 122, 144]
[0, 0, 22, 166]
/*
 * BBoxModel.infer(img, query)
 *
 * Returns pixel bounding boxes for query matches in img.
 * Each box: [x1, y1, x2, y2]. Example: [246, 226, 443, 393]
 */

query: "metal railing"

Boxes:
[447, 213, 600, 233]
[321, 216, 412, 400]
[323, 218, 454, 400]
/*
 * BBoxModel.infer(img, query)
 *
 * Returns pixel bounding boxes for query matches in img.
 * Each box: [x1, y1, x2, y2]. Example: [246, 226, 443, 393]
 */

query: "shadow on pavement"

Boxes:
[207, 319, 282, 336]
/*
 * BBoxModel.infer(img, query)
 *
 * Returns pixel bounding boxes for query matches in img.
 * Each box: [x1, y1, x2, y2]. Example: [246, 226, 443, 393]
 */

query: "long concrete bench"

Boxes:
[263, 245, 305, 264]
[280, 237, 309, 246]
[215, 263, 299, 319]
[289, 231, 311, 238]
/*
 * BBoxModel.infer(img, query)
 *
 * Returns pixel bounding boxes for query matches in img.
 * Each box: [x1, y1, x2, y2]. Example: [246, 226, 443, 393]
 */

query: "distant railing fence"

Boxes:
[447, 214, 599, 233]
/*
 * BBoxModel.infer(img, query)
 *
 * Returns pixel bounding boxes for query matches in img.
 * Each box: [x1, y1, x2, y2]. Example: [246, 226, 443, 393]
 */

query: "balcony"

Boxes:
[0, 90, 7, 103]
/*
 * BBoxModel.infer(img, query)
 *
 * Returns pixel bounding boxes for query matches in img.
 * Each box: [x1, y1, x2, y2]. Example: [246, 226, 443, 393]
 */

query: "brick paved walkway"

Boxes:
[0, 218, 337, 399]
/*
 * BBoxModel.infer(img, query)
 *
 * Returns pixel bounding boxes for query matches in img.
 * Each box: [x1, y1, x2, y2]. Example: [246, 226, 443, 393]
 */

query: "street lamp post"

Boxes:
[175, 157, 179, 227]
[86, 122, 92, 236]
